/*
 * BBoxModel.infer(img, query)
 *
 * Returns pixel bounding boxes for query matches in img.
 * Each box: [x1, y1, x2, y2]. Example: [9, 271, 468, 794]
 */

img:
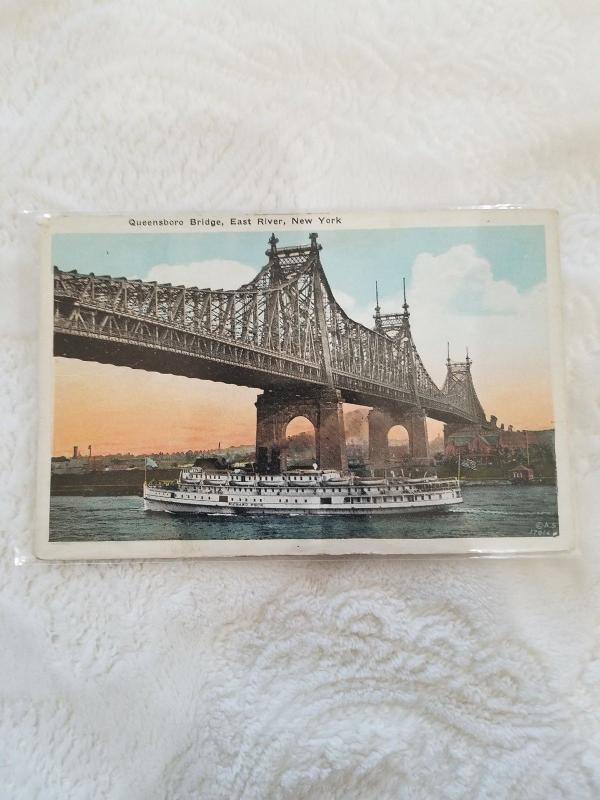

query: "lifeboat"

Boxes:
[320, 471, 349, 485]
[355, 477, 386, 487]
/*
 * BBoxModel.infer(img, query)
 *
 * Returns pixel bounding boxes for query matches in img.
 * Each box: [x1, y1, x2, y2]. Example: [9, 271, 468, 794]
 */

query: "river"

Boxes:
[49, 484, 559, 541]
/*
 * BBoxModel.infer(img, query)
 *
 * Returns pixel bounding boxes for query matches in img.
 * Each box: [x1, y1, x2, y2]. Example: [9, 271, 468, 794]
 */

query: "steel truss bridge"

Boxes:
[54, 232, 487, 429]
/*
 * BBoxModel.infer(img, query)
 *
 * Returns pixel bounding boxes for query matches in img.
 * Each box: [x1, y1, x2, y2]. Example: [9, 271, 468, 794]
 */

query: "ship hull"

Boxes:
[143, 490, 463, 516]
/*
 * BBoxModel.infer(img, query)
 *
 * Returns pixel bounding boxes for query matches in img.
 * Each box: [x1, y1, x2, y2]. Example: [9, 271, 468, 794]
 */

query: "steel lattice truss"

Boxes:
[53, 236, 487, 424]
[442, 359, 487, 424]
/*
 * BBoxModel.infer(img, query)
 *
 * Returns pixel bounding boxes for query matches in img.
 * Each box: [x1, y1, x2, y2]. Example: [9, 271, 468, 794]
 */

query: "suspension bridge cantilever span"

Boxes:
[53, 233, 487, 427]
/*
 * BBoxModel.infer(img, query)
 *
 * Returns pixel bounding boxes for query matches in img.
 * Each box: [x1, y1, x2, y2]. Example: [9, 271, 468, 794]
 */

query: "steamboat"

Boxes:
[143, 466, 463, 516]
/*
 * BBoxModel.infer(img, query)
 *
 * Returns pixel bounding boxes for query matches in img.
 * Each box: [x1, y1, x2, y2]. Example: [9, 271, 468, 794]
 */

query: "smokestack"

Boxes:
[73, 445, 79, 459]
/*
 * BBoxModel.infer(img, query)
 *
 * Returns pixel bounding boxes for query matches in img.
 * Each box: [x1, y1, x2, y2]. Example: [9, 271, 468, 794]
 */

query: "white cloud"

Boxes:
[146, 260, 256, 290]
[331, 287, 358, 313]
[332, 246, 553, 429]
[409, 245, 523, 315]
[408, 247, 549, 387]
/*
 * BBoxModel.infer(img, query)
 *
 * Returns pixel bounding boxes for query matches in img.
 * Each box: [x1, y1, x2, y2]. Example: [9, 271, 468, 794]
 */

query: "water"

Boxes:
[49, 485, 559, 541]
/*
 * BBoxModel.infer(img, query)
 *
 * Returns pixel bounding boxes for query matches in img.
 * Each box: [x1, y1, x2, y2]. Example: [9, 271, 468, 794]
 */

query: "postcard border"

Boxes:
[35, 208, 575, 560]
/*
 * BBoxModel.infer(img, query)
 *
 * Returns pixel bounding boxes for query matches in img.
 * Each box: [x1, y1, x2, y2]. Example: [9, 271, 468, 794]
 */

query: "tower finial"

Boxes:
[447, 341, 451, 366]
[466, 346, 471, 367]
[268, 233, 279, 256]
[374, 280, 382, 331]
[309, 231, 319, 251]
[402, 277, 410, 318]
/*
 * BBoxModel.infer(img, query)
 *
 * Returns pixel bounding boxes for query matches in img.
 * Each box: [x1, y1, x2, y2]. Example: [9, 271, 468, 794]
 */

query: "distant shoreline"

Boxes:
[50, 469, 555, 497]
[50, 468, 179, 496]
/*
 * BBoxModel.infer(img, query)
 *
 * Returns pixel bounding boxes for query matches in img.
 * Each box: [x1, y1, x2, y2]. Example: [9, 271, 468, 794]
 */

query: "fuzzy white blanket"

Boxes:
[1, 2, 599, 798]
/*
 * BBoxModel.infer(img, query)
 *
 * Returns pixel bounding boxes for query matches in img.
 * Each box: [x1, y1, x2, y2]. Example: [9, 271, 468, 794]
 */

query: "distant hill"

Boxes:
[344, 408, 368, 441]
[429, 433, 445, 454]
[286, 430, 316, 465]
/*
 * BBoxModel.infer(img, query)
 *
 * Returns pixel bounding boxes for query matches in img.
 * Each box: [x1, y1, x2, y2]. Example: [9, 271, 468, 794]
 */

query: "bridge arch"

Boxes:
[387, 424, 409, 463]
[368, 408, 430, 469]
[387, 424, 409, 444]
[284, 416, 317, 469]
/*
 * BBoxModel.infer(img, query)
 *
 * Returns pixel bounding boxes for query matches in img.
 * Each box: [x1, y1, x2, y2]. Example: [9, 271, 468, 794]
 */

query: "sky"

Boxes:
[54, 225, 546, 293]
[52, 225, 554, 456]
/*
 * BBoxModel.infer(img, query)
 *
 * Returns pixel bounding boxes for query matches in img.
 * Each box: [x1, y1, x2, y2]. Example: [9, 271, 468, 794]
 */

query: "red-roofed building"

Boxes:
[512, 465, 535, 482]
[444, 416, 554, 462]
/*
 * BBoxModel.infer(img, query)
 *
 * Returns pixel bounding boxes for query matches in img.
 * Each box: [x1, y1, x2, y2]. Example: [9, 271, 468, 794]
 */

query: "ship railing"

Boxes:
[387, 478, 460, 491]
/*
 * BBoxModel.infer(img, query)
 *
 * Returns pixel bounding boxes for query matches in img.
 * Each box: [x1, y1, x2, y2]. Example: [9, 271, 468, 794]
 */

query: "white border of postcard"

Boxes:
[36, 208, 575, 559]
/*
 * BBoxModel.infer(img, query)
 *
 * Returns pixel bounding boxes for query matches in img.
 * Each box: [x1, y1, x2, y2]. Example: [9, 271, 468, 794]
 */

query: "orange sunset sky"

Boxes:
[52, 357, 555, 457]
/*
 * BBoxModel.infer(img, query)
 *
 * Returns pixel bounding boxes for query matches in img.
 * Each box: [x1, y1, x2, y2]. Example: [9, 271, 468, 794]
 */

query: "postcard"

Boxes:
[35, 209, 573, 558]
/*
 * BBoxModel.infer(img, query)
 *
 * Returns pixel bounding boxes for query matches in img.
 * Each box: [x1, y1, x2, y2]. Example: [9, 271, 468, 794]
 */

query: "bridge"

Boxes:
[53, 232, 488, 471]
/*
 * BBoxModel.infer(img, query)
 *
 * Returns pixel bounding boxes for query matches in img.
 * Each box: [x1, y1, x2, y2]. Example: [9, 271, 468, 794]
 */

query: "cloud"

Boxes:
[409, 245, 523, 316]
[335, 245, 554, 430]
[331, 287, 358, 313]
[146, 260, 257, 290]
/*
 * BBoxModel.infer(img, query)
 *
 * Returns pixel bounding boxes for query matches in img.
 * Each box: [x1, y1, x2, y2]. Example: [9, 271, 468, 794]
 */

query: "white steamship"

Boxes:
[143, 466, 462, 516]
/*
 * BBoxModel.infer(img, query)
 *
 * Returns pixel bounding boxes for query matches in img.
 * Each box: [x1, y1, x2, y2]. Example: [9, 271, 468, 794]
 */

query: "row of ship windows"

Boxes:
[254, 478, 319, 483]
[188, 485, 446, 496]
[184, 486, 354, 494]
[168, 493, 446, 503]
[180, 487, 452, 498]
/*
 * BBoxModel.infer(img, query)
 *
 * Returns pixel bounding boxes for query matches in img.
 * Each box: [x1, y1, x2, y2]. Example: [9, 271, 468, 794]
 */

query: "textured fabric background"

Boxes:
[1, 2, 600, 798]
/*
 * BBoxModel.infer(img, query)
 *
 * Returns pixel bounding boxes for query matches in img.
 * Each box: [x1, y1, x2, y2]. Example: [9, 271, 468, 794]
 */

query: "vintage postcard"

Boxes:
[36, 209, 573, 559]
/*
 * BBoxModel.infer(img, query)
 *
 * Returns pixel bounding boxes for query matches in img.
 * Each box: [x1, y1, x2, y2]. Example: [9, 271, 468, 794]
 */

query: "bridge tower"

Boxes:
[442, 346, 486, 424]
[442, 346, 489, 449]
[367, 280, 430, 468]
[255, 233, 348, 473]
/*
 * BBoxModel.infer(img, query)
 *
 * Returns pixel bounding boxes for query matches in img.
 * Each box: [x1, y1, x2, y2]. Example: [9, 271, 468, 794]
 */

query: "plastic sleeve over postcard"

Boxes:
[35, 209, 574, 559]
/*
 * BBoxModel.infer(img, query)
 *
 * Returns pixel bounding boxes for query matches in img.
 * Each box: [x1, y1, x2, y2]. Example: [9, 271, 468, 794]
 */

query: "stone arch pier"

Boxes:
[256, 389, 431, 473]
[256, 389, 348, 473]
[368, 408, 430, 468]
